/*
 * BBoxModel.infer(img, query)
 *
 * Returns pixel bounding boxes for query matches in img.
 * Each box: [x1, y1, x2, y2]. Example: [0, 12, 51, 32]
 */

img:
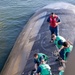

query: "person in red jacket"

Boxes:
[47, 12, 61, 42]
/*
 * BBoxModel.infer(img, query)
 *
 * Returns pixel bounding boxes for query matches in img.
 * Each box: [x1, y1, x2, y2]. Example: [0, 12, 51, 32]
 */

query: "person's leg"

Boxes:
[54, 26, 59, 36]
[49, 26, 54, 35]
[31, 68, 36, 75]
[49, 26, 54, 41]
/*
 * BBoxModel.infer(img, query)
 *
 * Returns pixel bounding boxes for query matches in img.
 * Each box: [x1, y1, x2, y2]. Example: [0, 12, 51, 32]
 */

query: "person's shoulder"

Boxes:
[58, 35, 64, 38]
[55, 15, 60, 19]
[45, 64, 51, 69]
[56, 36, 60, 38]
[55, 15, 58, 17]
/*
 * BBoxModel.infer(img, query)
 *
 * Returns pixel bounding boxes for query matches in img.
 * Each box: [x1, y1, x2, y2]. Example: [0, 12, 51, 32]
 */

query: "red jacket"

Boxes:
[50, 15, 58, 27]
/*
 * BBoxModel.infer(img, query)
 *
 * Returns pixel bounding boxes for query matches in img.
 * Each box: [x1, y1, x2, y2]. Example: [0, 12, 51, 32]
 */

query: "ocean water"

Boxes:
[0, 0, 75, 72]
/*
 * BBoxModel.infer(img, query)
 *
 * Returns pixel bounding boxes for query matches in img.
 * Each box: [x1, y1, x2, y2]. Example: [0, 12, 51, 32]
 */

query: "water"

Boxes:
[0, 0, 75, 72]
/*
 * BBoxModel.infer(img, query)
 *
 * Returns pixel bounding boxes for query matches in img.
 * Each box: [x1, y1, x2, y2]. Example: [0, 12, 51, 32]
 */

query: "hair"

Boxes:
[34, 53, 38, 57]
[51, 12, 54, 15]
[51, 34, 56, 39]
[63, 42, 69, 47]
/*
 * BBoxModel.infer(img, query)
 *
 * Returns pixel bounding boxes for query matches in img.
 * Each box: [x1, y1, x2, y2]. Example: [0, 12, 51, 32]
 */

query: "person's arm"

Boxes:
[67, 40, 73, 45]
[56, 16, 61, 26]
[34, 63, 38, 70]
[61, 60, 67, 63]
[47, 17, 50, 23]
[58, 40, 64, 52]
[47, 16, 51, 25]
[56, 22, 61, 26]
[58, 46, 64, 52]
[57, 16, 61, 22]
[34, 59, 39, 70]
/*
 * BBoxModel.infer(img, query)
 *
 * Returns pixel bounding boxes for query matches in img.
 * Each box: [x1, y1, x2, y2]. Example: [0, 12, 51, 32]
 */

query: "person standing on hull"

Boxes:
[36, 59, 52, 75]
[51, 34, 66, 50]
[51, 34, 66, 61]
[59, 41, 73, 63]
[31, 53, 48, 75]
[47, 12, 61, 42]
[58, 41, 73, 71]
[57, 41, 73, 75]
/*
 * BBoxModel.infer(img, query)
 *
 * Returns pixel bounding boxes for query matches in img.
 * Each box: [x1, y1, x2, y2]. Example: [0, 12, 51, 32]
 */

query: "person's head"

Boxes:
[34, 53, 38, 59]
[63, 41, 69, 48]
[51, 12, 55, 17]
[51, 34, 57, 40]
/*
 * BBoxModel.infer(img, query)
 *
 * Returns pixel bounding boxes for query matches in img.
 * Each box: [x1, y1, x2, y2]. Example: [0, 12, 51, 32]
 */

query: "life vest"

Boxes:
[54, 36, 66, 49]
[38, 53, 48, 62]
[59, 70, 64, 75]
[39, 64, 52, 75]
[50, 15, 58, 27]
[64, 45, 73, 60]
